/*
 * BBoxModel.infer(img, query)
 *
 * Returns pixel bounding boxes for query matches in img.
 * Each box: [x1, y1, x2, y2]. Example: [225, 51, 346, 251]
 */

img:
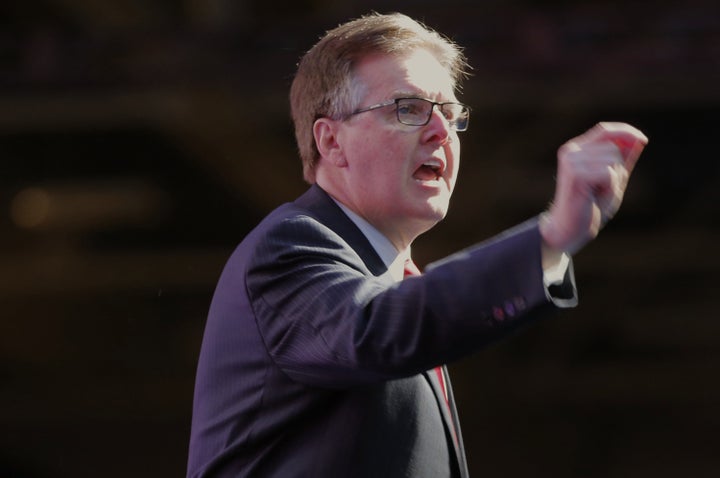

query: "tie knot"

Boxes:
[403, 258, 421, 277]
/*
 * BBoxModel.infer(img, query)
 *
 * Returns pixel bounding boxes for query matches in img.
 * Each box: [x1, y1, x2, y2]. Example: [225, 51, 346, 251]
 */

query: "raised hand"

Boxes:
[539, 122, 648, 255]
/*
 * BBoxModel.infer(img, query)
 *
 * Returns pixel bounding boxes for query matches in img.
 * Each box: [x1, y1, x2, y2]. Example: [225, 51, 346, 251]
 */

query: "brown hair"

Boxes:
[289, 12, 469, 183]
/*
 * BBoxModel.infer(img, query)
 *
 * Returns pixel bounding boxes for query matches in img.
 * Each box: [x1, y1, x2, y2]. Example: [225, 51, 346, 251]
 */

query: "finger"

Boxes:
[593, 122, 648, 172]
[568, 122, 648, 170]
[559, 141, 625, 178]
[558, 144, 628, 222]
[596, 122, 648, 143]
[594, 163, 627, 226]
[622, 136, 647, 174]
[579, 122, 648, 146]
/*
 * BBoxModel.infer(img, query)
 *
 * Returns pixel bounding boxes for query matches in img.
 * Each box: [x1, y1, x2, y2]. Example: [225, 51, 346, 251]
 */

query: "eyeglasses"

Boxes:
[347, 97, 470, 132]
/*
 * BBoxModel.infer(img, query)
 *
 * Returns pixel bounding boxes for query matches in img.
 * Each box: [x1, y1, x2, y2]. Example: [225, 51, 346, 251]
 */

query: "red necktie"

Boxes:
[402, 259, 449, 404]
[403, 258, 458, 446]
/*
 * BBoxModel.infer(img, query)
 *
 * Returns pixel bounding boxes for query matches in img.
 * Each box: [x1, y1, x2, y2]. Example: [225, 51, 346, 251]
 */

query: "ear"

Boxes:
[313, 118, 347, 167]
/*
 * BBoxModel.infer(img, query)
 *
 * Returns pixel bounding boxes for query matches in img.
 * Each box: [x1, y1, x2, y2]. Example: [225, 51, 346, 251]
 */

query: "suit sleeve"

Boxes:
[247, 214, 575, 388]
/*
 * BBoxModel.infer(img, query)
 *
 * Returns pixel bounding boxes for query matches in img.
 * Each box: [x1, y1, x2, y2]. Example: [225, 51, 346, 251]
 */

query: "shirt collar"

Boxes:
[333, 200, 410, 282]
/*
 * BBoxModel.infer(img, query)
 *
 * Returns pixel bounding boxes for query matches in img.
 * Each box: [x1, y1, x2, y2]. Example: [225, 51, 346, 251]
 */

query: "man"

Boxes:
[187, 12, 647, 478]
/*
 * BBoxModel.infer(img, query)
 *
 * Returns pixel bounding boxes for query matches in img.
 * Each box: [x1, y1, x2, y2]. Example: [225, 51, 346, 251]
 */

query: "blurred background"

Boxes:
[1, 0, 718, 476]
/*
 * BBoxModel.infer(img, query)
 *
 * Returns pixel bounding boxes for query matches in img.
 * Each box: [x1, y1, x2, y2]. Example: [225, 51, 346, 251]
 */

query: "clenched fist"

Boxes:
[539, 122, 648, 255]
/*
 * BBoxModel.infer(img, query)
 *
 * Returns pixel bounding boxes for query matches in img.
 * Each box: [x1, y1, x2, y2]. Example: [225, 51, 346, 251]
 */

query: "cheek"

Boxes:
[347, 127, 414, 185]
[367, 135, 407, 173]
[447, 140, 461, 179]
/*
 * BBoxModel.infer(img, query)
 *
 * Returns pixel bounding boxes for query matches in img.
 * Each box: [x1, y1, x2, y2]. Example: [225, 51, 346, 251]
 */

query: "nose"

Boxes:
[421, 105, 452, 145]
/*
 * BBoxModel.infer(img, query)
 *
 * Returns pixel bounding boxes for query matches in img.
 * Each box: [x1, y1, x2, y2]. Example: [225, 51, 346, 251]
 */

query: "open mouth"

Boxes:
[413, 159, 444, 182]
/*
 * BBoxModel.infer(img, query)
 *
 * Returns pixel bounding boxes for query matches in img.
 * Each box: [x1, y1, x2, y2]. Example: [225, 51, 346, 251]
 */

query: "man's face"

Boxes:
[329, 48, 461, 250]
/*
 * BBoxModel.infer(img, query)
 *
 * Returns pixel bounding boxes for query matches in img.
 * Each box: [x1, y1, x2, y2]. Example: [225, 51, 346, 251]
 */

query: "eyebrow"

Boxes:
[392, 90, 427, 99]
[391, 91, 456, 102]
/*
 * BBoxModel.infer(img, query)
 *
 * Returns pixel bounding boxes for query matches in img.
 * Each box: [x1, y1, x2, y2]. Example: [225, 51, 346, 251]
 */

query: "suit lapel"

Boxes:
[294, 185, 388, 276]
[424, 367, 469, 478]
[442, 368, 469, 478]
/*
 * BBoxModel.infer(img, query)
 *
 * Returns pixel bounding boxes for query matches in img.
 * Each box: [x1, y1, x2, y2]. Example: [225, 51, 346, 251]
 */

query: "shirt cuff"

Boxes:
[542, 253, 578, 308]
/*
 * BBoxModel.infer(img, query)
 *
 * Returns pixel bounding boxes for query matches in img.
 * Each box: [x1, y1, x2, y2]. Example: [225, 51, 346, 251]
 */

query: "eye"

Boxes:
[441, 104, 459, 121]
[397, 104, 411, 115]
[397, 101, 423, 117]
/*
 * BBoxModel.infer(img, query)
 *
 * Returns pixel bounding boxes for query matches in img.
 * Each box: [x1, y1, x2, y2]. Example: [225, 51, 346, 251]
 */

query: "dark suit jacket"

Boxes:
[187, 185, 573, 477]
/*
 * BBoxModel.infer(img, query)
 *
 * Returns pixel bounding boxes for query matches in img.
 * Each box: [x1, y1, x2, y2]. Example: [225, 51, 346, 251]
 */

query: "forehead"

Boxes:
[354, 49, 456, 101]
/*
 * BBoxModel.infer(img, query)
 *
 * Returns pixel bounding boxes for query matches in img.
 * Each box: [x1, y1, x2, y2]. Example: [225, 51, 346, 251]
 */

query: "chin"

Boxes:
[417, 205, 449, 228]
[427, 195, 451, 217]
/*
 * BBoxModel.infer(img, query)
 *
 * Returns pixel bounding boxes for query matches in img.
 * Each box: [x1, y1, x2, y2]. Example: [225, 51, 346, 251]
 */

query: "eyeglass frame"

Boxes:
[344, 97, 470, 132]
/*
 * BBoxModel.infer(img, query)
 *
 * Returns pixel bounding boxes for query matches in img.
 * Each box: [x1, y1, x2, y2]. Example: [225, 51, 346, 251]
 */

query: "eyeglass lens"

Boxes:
[396, 98, 468, 131]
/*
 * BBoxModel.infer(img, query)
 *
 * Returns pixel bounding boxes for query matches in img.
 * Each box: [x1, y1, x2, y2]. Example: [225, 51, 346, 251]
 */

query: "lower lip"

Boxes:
[413, 177, 445, 189]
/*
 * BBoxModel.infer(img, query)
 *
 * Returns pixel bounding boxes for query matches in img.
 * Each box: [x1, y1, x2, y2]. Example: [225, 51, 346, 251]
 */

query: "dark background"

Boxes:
[1, 1, 718, 476]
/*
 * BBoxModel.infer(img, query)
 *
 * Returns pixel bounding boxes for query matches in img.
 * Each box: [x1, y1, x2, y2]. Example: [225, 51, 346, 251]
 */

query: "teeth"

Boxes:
[423, 159, 442, 170]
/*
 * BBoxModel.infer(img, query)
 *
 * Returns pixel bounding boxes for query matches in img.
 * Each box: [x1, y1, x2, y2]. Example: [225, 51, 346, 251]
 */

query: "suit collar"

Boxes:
[294, 185, 388, 277]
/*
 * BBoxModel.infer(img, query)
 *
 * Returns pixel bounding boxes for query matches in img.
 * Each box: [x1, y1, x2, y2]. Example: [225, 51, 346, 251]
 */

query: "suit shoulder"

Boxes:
[250, 202, 343, 248]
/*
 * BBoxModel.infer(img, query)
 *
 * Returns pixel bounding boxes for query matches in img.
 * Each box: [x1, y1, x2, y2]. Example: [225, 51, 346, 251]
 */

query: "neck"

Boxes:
[316, 171, 437, 252]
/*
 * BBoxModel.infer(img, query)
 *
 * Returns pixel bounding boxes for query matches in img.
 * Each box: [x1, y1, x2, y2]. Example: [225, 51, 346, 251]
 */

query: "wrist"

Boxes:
[539, 212, 561, 250]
